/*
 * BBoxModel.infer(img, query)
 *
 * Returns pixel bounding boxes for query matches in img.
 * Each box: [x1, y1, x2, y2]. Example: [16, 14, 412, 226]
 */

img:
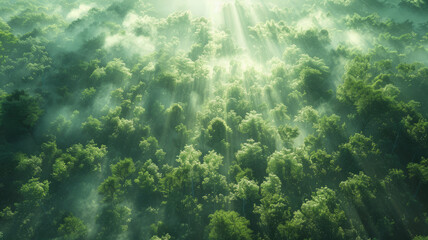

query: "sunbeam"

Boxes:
[0, 0, 427, 239]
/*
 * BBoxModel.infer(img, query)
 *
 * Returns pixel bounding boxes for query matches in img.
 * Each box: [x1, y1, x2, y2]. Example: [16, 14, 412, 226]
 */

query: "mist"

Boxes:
[1, 0, 428, 239]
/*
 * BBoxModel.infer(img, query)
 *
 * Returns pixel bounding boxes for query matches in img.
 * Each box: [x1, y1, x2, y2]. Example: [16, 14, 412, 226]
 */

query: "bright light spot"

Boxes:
[123, 13, 140, 29]
[296, 11, 334, 30]
[104, 34, 155, 56]
[297, 17, 314, 30]
[103, 13, 156, 56]
[66, 4, 93, 21]
[347, 30, 363, 47]
[211, 0, 235, 13]
[313, 10, 334, 29]
[104, 35, 121, 48]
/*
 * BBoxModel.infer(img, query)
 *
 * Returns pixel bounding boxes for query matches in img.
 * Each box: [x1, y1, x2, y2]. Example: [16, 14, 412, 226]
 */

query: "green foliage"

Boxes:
[279, 187, 352, 240]
[278, 125, 299, 148]
[338, 75, 395, 117]
[414, 236, 428, 240]
[52, 141, 107, 181]
[239, 111, 276, 151]
[8, 10, 61, 33]
[337, 133, 382, 175]
[234, 177, 260, 201]
[207, 117, 229, 152]
[400, 0, 428, 10]
[267, 149, 304, 187]
[298, 67, 331, 102]
[207, 210, 252, 240]
[80, 87, 96, 104]
[255, 174, 291, 239]
[0, 90, 42, 140]
[19, 178, 49, 206]
[157, 73, 176, 92]
[99, 176, 123, 202]
[340, 172, 376, 207]
[235, 139, 267, 182]
[111, 158, 135, 180]
[295, 106, 319, 125]
[1, 1, 428, 239]
[166, 103, 184, 128]
[201, 151, 229, 195]
[82, 115, 103, 138]
[99, 158, 135, 202]
[403, 116, 428, 147]
[139, 136, 161, 161]
[271, 104, 290, 123]
[135, 159, 162, 193]
[0, 28, 18, 56]
[49, 115, 72, 138]
[310, 149, 341, 183]
[96, 204, 132, 239]
[16, 154, 42, 178]
[58, 214, 88, 240]
[105, 58, 132, 84]
[408, 157, 428, 183]
[151, 234, 172, 240]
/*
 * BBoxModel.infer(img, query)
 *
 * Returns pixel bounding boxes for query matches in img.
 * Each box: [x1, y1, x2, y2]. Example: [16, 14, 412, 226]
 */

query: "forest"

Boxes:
[0, 0, 428, 239]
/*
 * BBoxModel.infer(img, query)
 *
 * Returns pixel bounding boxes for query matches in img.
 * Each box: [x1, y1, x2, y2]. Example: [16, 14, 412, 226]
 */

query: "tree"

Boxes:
[413, 236, 428, 240]
[52, 141, 107, 181]
[135, 159, 162, 195]
[239, 111, 276, 151]
[57, 214, 88, 240]
[99, 158, 136, 202]
[234, 177, 260, 205]
[82, 115, 103, 140]
[336, 133, 382, 176]
[105, 58, 132, 84]
[400, 0, 428, 10]
[270, 103, 290, 124]
[0, 90, 43, 141]
[295, 106, 319, 127]
[15, 154, 42, 179]
[98, 176, 123, 202]
[156, 73, 176, 92]
[313, 114, 346, 152]
[139, 136, 161, 162]
[267, 149, 304, 192]
[0, 28, 18, 58]
[310, 149, 341, 185]
[297, 67, 331, 103]
[166, 103, 185, 129]
[111, 158, 136, 180]
[337, 73, 396, 120]
[339, 172, 376, 207]
[19, 178, 49, 206]
[201, 151, 228, 196]
[161, 145, 204, 197]
[254, 174, 291, 239]
[96, 204, 132, 240]
[279, 187, 354, 240]
[408, 157, 428, 184]
[80, 87, 97, 105]
[278, 125, 299, 148]
[207, 210, 252, 240]
[207, 118, 229, 154]
[338, 172, 395, 238]
[226, 85, 251, 118]
[235, 140, 267, 182]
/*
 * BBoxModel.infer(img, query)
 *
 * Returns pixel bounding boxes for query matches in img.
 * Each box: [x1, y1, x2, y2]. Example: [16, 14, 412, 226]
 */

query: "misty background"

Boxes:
[0, 0, 428, 239]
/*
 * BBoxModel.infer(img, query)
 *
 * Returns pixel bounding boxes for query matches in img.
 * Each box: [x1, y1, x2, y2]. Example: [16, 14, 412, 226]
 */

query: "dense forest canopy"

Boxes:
[0, 0, 428, 239]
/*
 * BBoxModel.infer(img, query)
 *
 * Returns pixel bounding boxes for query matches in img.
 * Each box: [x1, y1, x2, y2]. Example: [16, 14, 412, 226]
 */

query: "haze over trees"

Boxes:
[0, 0, 428, 239]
